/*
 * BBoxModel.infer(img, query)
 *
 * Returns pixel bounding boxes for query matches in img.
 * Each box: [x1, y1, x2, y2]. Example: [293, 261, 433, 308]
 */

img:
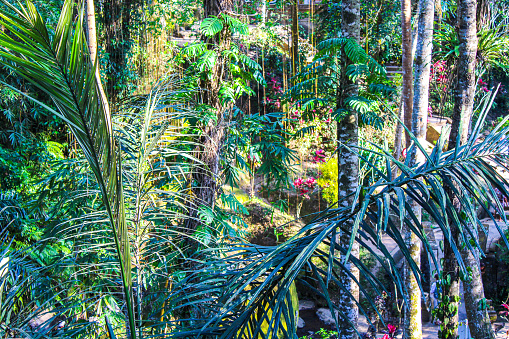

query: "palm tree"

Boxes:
[0, 1, 199, 336]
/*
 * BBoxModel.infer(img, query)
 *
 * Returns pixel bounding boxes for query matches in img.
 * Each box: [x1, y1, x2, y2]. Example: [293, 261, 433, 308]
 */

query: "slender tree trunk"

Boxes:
[85, 0, 110, 116]
[337, 0, 360, 338]
[401, 0, 413, 149]
[403, 0, 434, 337]
[179, 0, 233, 325]
[442, 0, 494, 338]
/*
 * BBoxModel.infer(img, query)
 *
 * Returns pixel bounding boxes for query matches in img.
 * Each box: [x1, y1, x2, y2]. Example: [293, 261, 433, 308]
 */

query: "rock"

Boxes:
[316, 308, 338, 326]
[299, 300, 316, 311]
[298, 317, 305, 328]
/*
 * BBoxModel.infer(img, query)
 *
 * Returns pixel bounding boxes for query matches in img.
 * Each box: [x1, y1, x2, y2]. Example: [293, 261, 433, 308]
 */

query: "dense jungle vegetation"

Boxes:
[1, 0, 509, 338]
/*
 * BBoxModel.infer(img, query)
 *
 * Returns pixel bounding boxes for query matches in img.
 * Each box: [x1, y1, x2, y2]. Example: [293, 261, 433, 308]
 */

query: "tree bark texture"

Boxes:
[442, 0, 494, 338]
[451, 1, 494, 337]
[85, 0, 110, 117]
[337, 0, 360, 338]
[403, 0, 434, 337]
[401, 0, 413, 149]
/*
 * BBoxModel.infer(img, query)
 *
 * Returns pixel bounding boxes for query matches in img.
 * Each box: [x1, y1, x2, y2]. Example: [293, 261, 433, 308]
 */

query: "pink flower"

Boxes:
[382, 335, 390, 339]
[325, 118, 331, 123]
[402, 148, 407, 159]
[304, 177, 317, 188]
[312, 149, 326, 163]
[294, 178, 304, 187]
[295, 177, 317, 196]
[387, 324, 397, 336]
[483, 86, 489, 92]
[329, 108, 333, 113]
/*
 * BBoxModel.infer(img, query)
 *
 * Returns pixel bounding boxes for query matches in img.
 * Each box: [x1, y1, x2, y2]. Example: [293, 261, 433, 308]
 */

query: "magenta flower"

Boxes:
[387, 324, 397, 336]
[312, 149, 326, 163]
[294, 178, 304, 187]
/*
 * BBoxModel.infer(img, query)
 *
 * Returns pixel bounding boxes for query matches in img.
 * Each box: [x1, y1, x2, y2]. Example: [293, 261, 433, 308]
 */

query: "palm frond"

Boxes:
[0, 0, 136, 334]
[173, 90, 509, 338]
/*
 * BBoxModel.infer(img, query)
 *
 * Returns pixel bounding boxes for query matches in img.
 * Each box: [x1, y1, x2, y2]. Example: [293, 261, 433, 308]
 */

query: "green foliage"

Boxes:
[435, 20, 509, 71]
[317, 157, 338, 205]
[288, 37, 394, 131]
[300, 328, 338, 339]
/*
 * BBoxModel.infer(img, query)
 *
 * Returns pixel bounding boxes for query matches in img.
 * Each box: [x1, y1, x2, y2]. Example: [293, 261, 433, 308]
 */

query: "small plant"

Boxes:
[293, 177, 318, 218]
[299, 328, 338, 339]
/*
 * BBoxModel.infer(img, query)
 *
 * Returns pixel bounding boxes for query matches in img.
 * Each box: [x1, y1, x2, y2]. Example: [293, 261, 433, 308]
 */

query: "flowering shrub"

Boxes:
[430, 60, 448, 85]
[478, 78, 490, 93]
[312, 149, 326, 163]
[294, 176, 317, 198]
[429, 59, 452, 116]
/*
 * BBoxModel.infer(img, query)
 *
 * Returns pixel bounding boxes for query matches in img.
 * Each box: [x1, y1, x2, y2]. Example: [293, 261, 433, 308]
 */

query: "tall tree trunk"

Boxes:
[401, 0, 413, 149]
[185, 0, 233, 234]
[452, 1, 494, 337]
[337, 0, 360, 338]
[442, 0, 494, 338]
[179, 0, 233, 325]
[85, 0, 110, 116]
[403, 0, 434, 337]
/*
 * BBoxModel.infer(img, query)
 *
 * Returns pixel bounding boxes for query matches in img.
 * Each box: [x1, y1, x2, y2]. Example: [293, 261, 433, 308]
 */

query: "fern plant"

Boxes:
[287, 37, 394, 130]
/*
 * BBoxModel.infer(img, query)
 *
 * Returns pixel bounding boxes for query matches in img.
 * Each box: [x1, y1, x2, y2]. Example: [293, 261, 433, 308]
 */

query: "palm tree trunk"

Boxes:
[85, 0, 110, 116]
[442, 0, 494, 338]
[450, 1, 494, 337]
[403, 0, 434, 337]
[401, 0, 413, 149]
[337, 0, 360, 338]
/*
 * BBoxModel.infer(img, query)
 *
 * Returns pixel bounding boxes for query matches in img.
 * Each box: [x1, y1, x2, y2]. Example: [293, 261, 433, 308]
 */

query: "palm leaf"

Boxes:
[0, 0, 136, 335]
